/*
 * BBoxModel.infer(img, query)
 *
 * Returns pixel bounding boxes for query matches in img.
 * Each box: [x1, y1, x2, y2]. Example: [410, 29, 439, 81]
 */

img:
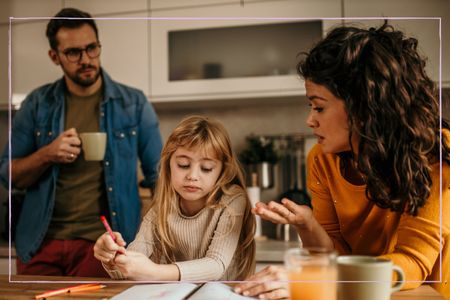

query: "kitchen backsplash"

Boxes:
[154, 96, 312, 151]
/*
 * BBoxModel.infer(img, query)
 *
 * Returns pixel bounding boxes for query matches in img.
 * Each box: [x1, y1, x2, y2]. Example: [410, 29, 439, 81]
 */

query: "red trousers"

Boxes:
[16, 239, 109, 277]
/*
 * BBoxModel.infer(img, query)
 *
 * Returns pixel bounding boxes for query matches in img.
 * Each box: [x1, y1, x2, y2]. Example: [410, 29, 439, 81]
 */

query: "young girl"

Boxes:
[94, 115, 255, 281]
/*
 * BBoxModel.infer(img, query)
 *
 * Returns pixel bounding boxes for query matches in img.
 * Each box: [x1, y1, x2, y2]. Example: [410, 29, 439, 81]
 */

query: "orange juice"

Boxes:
[288, 266, 337, 300]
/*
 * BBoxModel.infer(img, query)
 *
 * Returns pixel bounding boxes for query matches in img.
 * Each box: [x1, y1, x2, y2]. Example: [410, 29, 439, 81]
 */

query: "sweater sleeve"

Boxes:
[307, 144, 351, 254]
[102, 210, 157, 279]
[175, 192, 246, 281]
[126, 210, 157, 256]
[379, 162, 450, 294]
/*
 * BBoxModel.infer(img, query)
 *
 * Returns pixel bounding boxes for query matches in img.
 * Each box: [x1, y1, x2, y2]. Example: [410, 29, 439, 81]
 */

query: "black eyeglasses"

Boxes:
[60, 43, 102, 63]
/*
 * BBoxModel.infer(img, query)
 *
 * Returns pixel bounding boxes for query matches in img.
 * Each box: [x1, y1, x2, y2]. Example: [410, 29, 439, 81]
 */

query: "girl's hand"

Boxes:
[234, 265, 290, 299]
[253, 198, 314, 230]
[93, 232, 127, 267]
[113, 250, 155, 280]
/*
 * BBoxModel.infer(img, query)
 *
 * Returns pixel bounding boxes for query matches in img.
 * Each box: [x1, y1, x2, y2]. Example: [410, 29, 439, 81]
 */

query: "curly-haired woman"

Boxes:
[236, 21, 450, 299]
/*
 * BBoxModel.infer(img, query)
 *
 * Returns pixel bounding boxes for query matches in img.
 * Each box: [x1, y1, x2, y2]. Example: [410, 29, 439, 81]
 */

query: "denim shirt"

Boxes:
[0, 70, 163, 263]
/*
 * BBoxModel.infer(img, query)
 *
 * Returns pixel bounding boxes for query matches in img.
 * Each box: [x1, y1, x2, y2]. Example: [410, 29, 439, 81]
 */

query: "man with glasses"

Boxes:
[0, 8, 163, 276]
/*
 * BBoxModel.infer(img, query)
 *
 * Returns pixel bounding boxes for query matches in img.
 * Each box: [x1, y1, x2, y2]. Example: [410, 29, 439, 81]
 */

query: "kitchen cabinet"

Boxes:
[343, 0, 450, 88]
[65, 0, 147, 16]
[0, 0, 63, 108]
[1, 0, 153, 108]
[5, 8, 151, 107]
[150, 0, 240, 11]
[59, 1, 152, 96]
[96, 13, 151, 96]
[10, 20, 61, 102]
[148, 0, 341, 103]
[0, 242, 16, 275]
[0, 257, 17, 275]
[0, 0, 60, 21]
[149, 0, 286, 11]
[4, 0, 446, 108]
[0, 258, 15, 275]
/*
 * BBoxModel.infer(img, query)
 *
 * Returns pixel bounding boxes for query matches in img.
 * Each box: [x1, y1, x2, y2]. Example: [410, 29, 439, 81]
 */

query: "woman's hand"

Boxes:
[253, 198, 314, 231]
[93, 232, 127, 267]
[234, 265, 290, 299]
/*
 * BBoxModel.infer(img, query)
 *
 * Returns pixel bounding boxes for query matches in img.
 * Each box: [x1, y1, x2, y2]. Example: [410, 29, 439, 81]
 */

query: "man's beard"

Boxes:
[65, 64, 101, 87]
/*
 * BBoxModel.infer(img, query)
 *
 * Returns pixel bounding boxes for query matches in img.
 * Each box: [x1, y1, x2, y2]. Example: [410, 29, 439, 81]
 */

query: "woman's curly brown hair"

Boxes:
[297, 21, 450, 215]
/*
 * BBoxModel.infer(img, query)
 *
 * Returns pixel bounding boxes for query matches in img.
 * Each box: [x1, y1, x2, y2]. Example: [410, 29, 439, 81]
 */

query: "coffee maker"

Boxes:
[240, 133, 314, 241]
[275, 134, 311, 242]
[277, 134, 311, 208]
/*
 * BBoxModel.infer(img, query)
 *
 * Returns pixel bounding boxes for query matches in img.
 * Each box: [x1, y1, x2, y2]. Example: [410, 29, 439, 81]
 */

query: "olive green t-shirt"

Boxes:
[47, 88, 108, 241]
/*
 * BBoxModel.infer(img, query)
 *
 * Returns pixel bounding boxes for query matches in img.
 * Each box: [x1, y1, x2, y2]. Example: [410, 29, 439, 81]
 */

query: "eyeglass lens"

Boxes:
[63, 43, 101, 62]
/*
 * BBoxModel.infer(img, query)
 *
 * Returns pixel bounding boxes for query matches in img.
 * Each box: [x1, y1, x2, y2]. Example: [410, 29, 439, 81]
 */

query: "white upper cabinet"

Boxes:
[95, 13, 150, 96]
[60, 1, 151, 95]
[1, 0, 63, 107]
[148, 0, 342, 103]
[0, 0, 61, 20]
[6, 0, 445, 107]
[343, 0, 450, 88]
[5, 1, 151, 107]
[10, 19, 61, 103]
[150, 0, 239, 11]
[65, 0, 148, 15]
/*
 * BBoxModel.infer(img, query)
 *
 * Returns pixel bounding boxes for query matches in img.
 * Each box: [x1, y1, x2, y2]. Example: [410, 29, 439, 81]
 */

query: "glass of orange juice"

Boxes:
[284, 247, 337, 300]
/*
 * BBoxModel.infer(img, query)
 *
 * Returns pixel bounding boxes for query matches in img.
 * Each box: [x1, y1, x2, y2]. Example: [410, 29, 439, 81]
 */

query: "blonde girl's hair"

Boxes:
[149, 115, 256, 280]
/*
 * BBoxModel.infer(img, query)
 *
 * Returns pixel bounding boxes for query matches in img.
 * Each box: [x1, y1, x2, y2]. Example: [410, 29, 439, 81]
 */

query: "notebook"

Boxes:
[110, 282, 257, 300]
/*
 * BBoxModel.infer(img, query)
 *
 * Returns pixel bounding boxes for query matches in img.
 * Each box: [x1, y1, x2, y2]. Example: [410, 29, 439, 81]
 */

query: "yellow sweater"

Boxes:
[307, 140, 449, 299]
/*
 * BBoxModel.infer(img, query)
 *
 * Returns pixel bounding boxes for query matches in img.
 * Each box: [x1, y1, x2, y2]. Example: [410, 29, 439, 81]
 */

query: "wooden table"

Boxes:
[0, 275, 445, 300]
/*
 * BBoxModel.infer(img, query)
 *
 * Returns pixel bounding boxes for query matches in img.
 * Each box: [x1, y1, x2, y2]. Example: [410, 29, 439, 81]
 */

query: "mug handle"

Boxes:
[391, 265, 405, 293]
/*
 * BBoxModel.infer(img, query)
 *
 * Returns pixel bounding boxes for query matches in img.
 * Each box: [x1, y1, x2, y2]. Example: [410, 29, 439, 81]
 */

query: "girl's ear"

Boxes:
[48, 49, 60, 66]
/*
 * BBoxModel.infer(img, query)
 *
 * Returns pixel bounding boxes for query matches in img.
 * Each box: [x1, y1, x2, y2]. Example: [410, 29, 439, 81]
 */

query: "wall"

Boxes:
[343, 0, 450, 87]
[154, 97, 310, 149]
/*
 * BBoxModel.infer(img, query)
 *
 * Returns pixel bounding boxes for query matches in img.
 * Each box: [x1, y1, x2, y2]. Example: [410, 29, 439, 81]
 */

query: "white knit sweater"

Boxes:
[105, 185, 247, 281]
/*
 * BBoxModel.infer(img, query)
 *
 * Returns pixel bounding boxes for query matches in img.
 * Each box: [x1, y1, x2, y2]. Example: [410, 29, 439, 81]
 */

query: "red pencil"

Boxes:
[100, 215, 126, 255]
[100, 215, 116, 241]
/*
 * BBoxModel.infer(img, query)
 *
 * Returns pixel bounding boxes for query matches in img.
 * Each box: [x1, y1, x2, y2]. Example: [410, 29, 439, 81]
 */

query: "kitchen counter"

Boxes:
[0, 241, 16, 275]
[0, 241, 15, 258]
[255, 239, 300, 262]
[0, 239, 295, 275]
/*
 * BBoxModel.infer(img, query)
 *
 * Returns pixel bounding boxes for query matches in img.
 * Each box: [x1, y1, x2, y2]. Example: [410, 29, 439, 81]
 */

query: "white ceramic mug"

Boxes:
[337, 255, 405, 300]
[79, 132, 107, 161]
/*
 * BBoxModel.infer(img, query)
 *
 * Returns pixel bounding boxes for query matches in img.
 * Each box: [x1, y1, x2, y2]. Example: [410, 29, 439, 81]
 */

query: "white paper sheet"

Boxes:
[110, 282, 257, 300]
